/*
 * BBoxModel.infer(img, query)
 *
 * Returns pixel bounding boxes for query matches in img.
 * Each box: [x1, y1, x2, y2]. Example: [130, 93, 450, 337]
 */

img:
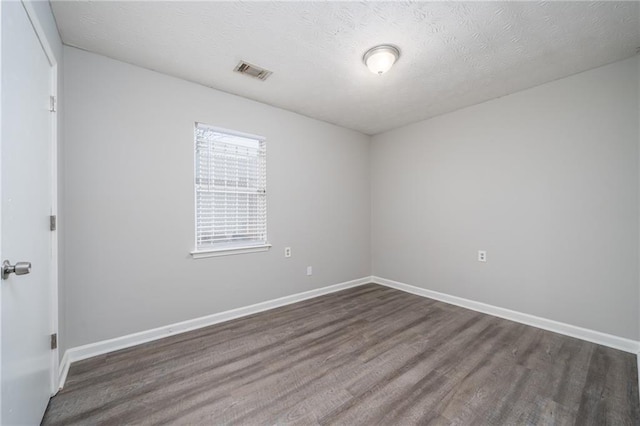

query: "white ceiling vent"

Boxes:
[234, 61, 272, 81]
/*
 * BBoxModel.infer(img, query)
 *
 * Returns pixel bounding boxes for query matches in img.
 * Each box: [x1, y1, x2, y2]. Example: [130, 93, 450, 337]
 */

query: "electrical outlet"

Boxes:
[478, 250, 487, 262]
[306, 266, 313, 276]
[284, 247, 291, 258]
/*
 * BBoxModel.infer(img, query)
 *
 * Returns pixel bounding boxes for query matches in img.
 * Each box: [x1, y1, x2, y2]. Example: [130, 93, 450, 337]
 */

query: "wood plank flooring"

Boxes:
[42, 284, 640, 425]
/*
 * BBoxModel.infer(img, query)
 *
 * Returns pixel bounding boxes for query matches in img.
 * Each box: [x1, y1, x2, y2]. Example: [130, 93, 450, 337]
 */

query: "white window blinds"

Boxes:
[195, 123, 267, 251]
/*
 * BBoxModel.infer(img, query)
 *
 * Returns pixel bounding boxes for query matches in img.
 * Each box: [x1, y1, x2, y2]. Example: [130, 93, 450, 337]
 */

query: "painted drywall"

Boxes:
[372, 56, 640, 340]
[62, 46, 370, 349]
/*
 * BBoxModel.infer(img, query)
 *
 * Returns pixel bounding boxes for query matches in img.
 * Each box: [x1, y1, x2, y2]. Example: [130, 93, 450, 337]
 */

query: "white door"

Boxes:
[1, 1, 56, 424]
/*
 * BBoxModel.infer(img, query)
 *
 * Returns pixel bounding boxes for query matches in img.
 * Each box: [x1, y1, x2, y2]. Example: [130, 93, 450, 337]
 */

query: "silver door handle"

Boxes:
[2, 260, 31, 280]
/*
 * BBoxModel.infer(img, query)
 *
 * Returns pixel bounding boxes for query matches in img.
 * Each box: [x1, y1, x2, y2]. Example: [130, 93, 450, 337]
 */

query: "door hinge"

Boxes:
[49, 95, 56, 113]
[50, 333, 57, 350]
[50, 215, 56, 231]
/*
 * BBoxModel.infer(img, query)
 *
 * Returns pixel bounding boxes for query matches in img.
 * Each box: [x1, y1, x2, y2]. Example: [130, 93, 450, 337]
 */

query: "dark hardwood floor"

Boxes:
[42, 284, 639, 425]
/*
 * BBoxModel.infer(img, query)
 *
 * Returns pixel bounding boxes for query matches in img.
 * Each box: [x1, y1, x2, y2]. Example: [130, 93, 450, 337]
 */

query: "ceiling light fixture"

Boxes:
[363, 45, 400, 75]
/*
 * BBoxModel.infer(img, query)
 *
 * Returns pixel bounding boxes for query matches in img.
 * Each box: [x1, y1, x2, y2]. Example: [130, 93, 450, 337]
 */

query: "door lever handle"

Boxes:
[2, 260, 31, 280]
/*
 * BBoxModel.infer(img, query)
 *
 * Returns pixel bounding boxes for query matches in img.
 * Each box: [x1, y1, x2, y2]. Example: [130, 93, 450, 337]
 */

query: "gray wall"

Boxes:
[63, 45, 639, 349]
[62, 47, 371, 349]
[371, 57, 640, 340]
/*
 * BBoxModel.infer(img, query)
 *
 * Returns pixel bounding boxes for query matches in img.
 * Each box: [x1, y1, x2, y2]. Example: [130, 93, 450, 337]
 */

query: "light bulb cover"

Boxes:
[363, 45, 400, 75]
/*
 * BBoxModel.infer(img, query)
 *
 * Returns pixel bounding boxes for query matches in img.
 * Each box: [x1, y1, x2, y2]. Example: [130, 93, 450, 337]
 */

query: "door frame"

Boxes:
[0, 0, 60, 397]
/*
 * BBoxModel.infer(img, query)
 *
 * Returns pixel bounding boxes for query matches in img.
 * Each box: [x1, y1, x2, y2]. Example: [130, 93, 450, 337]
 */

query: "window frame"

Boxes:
[190, 123, 270, 259]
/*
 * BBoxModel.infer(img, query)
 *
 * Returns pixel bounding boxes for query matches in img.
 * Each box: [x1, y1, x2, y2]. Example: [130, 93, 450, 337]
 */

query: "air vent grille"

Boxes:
[234, 61, 272, 81]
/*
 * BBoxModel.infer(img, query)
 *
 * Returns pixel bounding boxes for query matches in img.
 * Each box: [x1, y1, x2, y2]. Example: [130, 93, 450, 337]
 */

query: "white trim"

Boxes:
[48, 63, 59, 397]
[58, 276, 372, 389]
[637, 351, 640, 406]
[191, 243, 272, 259]
[195, 122, 265, 141]
[20, 0, 60, 397]
[58, 351, 70, 392]
[58, 274, 640, 390]
[372, 276, 640, 354]
[0, 2, 4, 418]
[20, 1, 56, 67]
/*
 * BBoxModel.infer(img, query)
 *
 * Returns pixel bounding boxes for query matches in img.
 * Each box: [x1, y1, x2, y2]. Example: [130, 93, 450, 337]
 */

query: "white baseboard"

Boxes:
[59, 274, 640, 390]
[57, 351, 70, 392]
[372, 276, 640, 354]
[58, 276, 372, 389]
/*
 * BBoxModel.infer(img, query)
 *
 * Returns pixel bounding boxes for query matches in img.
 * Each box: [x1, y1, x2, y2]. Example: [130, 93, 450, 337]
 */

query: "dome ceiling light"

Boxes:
[363, 45, 400, 75]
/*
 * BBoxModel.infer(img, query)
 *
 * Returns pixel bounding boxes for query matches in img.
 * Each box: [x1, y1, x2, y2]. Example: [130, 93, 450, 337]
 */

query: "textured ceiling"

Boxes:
[51, 1, 640, 135]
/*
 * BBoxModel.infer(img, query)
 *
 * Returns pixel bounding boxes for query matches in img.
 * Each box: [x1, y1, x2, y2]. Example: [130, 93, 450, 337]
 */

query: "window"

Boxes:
[192, 123, 268, 258]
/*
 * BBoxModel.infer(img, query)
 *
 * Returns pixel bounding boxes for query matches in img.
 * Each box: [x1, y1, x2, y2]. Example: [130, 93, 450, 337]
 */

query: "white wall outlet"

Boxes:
[306, 266, 313, 276]
[478, 250, 487, 262]
[284, 247, 291, 258]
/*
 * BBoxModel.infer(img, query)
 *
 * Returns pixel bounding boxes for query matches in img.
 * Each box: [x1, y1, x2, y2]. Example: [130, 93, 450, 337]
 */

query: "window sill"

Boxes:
[190, 244, 272, 259]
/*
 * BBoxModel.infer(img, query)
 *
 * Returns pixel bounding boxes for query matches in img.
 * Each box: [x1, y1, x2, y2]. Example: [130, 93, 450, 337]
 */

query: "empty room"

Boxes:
[1, 0, 639, 424]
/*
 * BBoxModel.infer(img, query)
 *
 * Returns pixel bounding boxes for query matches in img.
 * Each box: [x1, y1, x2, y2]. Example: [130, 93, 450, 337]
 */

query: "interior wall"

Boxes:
[62, 46, 371, 350]
[371, 56, 640, 340]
